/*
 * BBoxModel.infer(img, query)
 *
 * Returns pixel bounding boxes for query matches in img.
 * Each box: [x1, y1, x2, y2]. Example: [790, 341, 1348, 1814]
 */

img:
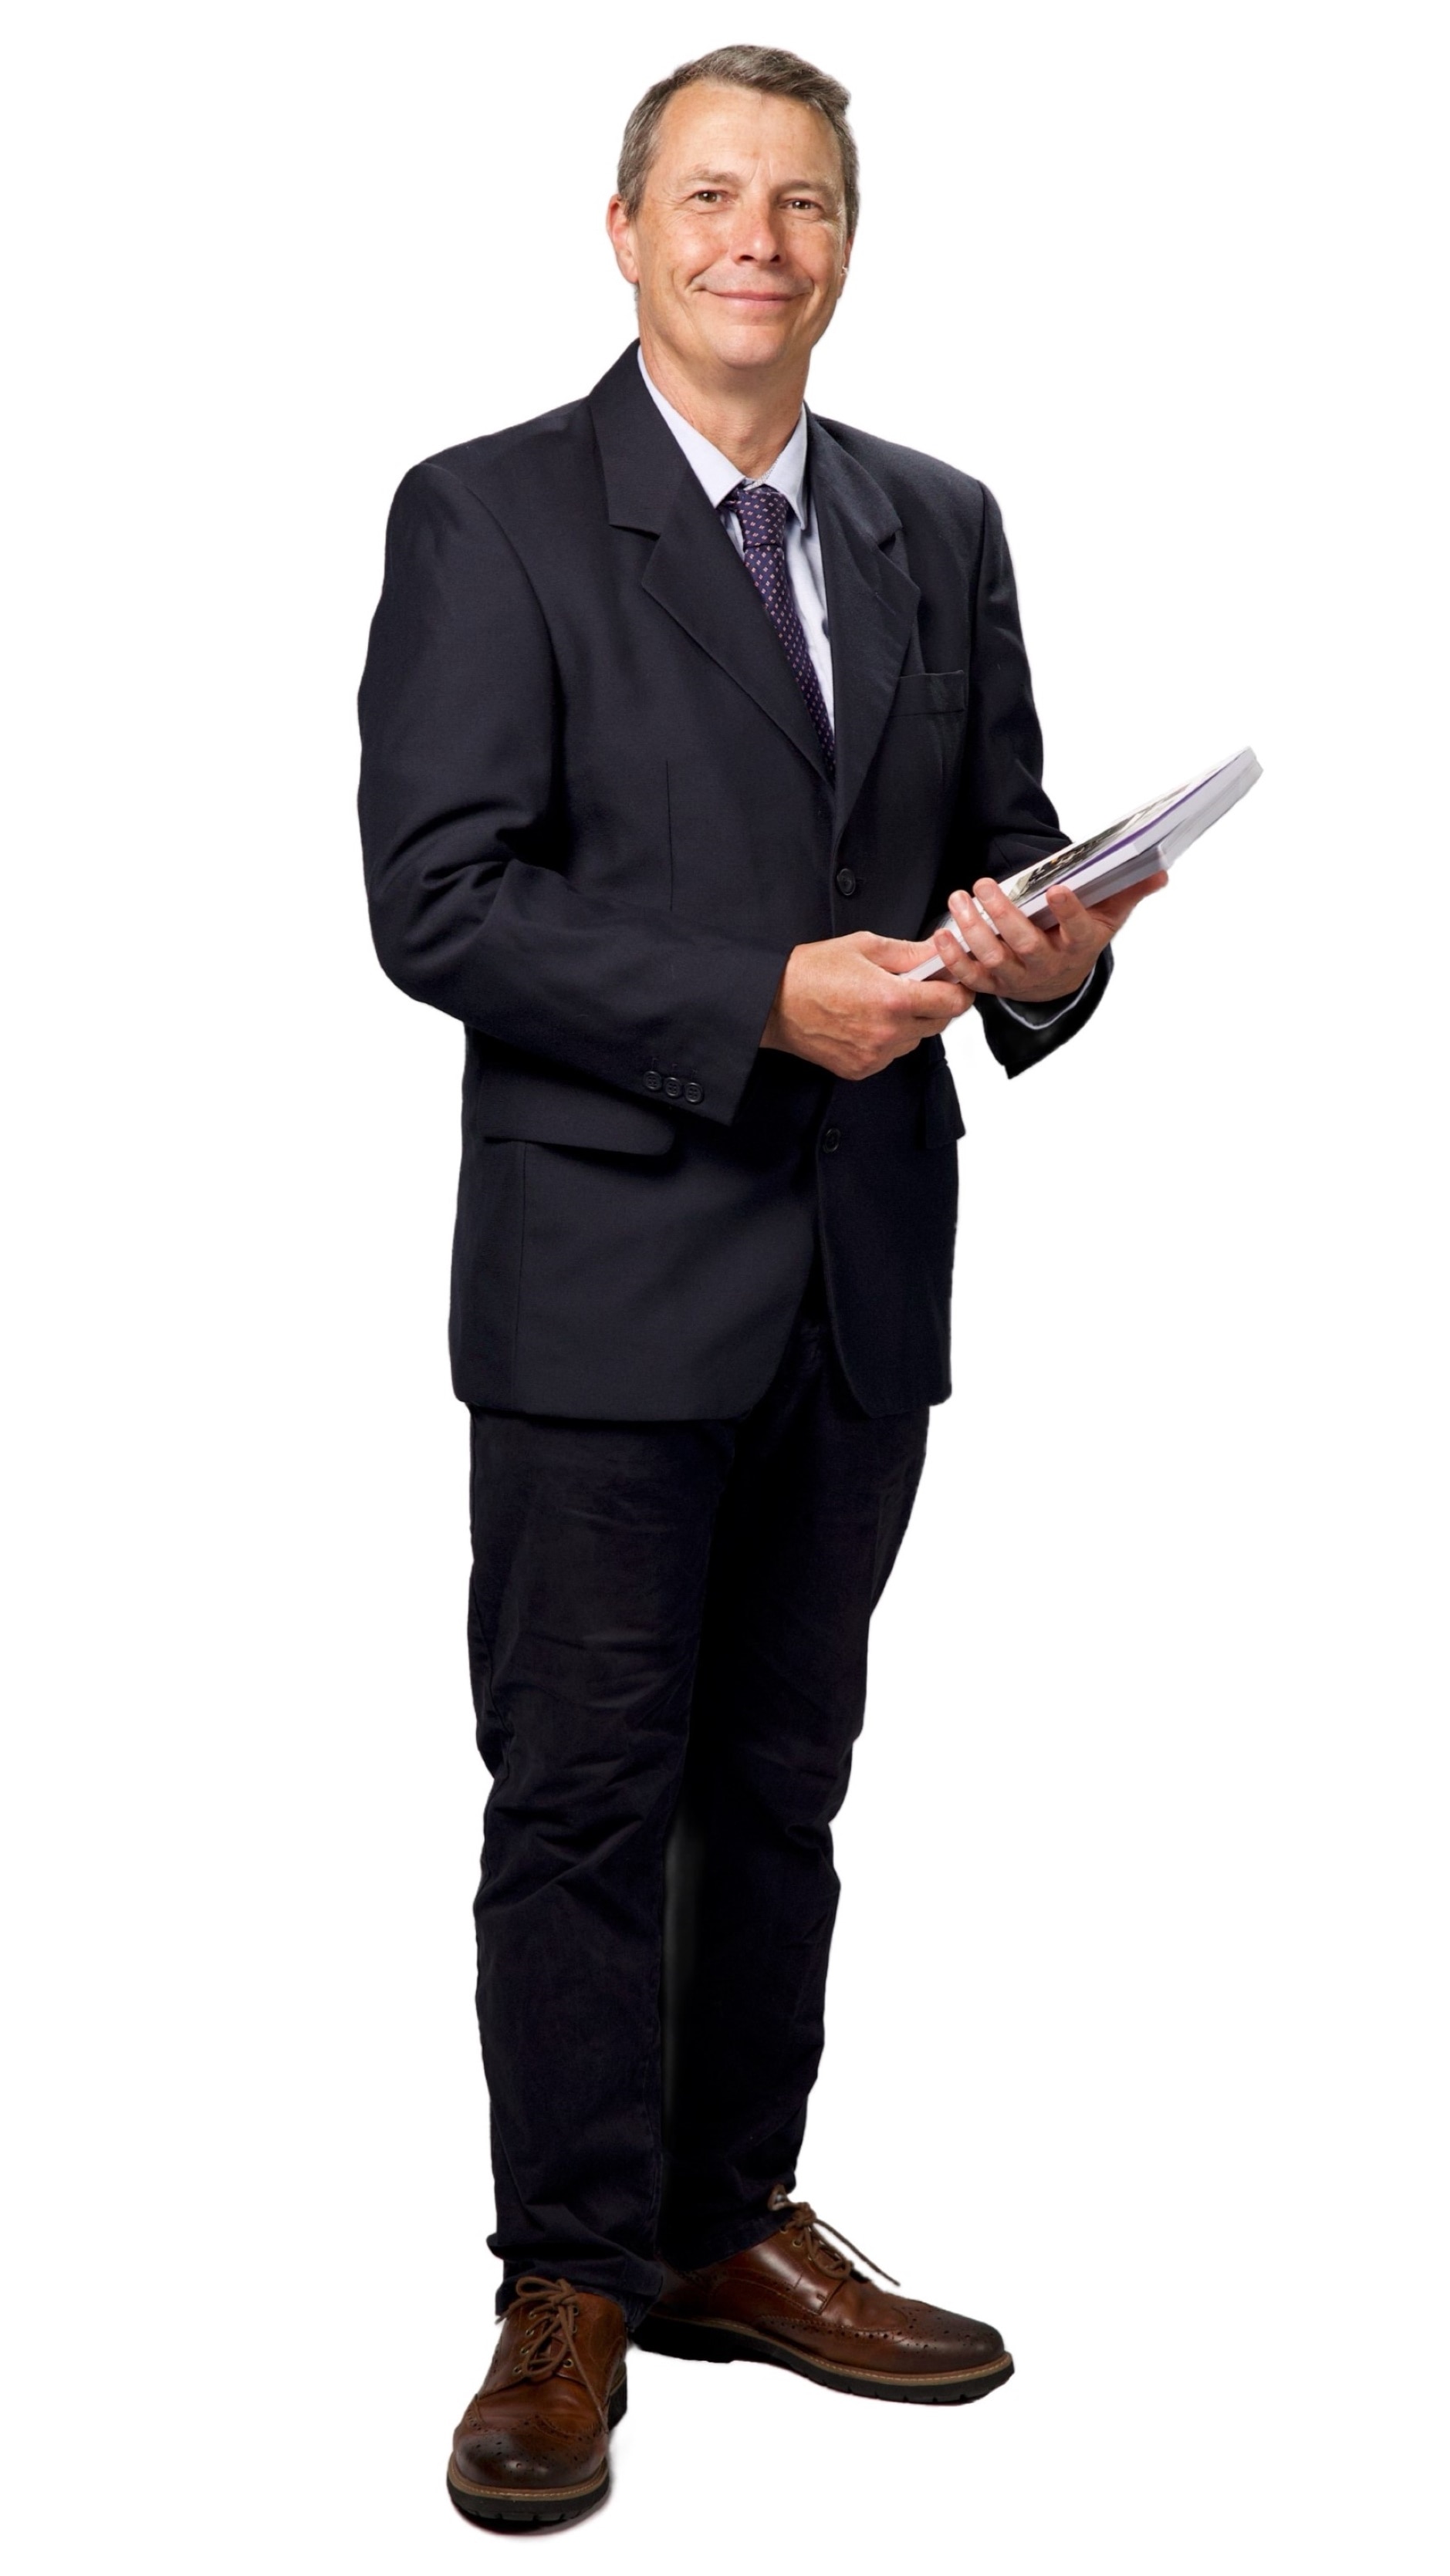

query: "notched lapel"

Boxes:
[589, 345, 830, 782]
[641, 480, 830, 779]
[809, 424, 921, 846]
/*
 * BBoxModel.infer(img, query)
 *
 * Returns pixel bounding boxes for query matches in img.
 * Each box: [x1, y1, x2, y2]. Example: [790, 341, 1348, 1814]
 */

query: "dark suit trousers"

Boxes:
[467, 1273, 928, 2328]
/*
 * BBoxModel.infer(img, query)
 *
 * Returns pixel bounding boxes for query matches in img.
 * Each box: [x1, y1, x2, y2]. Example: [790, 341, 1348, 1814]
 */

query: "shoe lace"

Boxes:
[780, 2200, 901, 2289]
[505, 2275, 609, 2431]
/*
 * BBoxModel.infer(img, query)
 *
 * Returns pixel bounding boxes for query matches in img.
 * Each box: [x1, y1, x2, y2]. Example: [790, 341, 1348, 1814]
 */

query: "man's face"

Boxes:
[607, 83, 851, 383]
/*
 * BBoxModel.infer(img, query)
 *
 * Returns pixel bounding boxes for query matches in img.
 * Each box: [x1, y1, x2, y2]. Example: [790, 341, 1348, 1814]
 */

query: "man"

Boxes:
[358, 43, 1164, 2534]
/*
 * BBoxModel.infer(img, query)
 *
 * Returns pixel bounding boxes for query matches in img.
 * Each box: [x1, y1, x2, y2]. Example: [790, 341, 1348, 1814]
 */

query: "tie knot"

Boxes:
[725, 480, 791, 549]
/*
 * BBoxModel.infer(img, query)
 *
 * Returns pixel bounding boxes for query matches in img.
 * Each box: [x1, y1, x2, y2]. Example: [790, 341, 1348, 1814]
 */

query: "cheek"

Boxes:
[795, 241, 843, 293]
[666, 221, 722, 276]
[801, 267, 844, 319]
[674, 262, 723, 313]
[637, 224, 706, 296]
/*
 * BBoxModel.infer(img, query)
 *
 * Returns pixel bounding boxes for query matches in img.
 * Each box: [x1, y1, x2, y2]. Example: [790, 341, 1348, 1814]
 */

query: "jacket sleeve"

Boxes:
[357, 461, 789, 1126]
[938, 482, 1112, 1077]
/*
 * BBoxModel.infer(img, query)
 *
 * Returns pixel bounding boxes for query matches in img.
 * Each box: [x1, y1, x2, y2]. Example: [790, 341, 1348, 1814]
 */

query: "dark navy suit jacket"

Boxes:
[357, 344, 1109, 1418]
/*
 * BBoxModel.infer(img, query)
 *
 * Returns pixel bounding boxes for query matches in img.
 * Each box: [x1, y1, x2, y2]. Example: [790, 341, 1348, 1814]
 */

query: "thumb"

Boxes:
[858, 932, 945, 975]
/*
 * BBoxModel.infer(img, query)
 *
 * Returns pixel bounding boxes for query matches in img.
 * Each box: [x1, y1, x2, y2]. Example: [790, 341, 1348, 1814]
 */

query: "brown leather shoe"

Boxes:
[637, 2190, 1012, 2406]
[446, 2276, 628, 2530]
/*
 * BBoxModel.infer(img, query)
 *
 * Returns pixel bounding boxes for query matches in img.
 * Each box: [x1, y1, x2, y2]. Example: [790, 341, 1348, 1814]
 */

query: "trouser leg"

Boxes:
[467, 1404, 733, 2327]
[658, 1299, 929, 2269]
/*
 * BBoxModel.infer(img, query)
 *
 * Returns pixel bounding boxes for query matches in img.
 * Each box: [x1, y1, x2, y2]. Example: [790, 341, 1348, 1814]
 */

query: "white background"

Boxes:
[4, 2, 1445, 2568]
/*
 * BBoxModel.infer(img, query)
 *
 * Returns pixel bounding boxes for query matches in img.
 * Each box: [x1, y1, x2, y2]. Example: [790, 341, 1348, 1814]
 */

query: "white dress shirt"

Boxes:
[639, 355, 833, 721]
[640, 354, 1090, 1028]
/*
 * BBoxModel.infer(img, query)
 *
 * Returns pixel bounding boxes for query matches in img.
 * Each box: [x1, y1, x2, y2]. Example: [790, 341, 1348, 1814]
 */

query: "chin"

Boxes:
[700, 319, 801, 373]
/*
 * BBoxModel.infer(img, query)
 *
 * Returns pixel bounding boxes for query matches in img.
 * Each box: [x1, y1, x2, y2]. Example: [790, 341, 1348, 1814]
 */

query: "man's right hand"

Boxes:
[760, 931, 973, 1080]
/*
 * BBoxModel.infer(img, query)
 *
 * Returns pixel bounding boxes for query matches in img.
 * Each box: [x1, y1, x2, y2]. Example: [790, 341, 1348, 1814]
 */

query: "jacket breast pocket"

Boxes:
[893, 670, 966, 717]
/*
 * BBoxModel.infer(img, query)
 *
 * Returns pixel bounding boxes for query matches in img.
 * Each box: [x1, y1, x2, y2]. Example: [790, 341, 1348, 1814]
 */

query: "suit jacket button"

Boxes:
[684, 1080, 703, 1103]
[663, 1075, 683, 1099]
[820, 1126, 842, 1154]
[643, 1069, 664, 1092]
[835, 867, 857, 896]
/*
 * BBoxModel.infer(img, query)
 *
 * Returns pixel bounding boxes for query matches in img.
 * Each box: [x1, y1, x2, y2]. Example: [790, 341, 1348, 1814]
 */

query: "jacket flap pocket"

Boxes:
[476, 1065, 674, 1156]
[921, 1056, 966, 1149]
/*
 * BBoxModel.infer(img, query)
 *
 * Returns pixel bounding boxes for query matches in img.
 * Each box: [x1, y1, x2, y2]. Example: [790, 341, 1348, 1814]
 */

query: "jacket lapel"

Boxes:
[642, 483, 832, 779]
[589, 347, 830, 782]
[807, 421, 921, 847]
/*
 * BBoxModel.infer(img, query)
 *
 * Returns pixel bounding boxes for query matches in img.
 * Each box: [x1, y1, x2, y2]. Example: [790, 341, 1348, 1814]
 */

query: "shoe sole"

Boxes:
[445, 2376, 627, 2530]
[634, 2314, 1014, 2406]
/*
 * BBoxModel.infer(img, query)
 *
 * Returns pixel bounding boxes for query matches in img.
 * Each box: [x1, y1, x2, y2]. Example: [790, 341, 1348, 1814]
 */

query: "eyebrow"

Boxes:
[677, 165, 838, 198]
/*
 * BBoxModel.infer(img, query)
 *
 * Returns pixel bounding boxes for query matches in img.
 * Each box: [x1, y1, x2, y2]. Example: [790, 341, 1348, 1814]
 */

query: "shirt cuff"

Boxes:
[992, 964, 1098, 1030]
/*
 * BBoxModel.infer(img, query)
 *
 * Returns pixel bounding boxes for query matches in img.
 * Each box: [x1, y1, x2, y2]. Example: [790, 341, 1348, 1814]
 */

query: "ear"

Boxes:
[606, 194, 641, 287]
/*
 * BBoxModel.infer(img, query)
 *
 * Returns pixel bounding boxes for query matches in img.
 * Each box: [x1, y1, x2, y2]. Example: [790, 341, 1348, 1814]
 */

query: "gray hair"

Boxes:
[617, 44, 859, 239]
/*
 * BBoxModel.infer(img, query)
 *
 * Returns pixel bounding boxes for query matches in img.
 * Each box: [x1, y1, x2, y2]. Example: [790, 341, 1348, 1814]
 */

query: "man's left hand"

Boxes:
[930, 869, 1168, 1004]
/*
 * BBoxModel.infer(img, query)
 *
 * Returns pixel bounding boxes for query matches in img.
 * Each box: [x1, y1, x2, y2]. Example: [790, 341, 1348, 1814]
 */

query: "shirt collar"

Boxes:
[639, 349, 810, 525]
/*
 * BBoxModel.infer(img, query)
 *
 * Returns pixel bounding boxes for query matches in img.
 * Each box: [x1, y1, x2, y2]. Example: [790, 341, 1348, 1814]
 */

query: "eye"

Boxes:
[691, 189, 723, 204]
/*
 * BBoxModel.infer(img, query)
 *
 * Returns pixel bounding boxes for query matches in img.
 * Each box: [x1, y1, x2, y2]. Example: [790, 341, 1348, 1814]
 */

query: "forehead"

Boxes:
[651, 81, 841, 187]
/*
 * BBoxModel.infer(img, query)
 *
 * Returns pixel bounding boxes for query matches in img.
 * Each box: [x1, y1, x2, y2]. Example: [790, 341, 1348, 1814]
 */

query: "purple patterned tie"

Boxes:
[721, 480, 835, 774]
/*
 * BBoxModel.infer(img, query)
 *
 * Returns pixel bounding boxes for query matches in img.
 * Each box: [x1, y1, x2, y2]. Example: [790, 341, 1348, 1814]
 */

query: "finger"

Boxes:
[860, 933, 946, 974]
[972, 878, 1051, 963]
[899, 974, 972, 1024]
[931, 926, 988, 986]
[931, 930, 1002, 994]
[1082, 869, 1169, 935]
[887, 970, 974, 1034]
[945, 887, 1010, 970]
[1041, 885, 1107, 950]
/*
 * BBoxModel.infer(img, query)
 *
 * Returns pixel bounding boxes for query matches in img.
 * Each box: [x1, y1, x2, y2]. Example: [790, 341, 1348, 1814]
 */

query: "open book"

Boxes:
[902, 746, 1262, 981]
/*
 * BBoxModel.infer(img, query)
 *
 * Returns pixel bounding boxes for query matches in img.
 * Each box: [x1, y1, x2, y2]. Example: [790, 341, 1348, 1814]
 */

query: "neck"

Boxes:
[638, 326, 808, 482]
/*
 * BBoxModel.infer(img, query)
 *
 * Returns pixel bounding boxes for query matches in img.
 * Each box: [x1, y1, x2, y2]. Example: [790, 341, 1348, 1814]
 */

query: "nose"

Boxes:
[725, 190, 786, 265]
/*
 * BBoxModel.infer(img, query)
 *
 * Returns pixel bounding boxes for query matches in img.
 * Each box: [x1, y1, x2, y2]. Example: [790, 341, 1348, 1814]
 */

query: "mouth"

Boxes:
[701, 288, 803, 306]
